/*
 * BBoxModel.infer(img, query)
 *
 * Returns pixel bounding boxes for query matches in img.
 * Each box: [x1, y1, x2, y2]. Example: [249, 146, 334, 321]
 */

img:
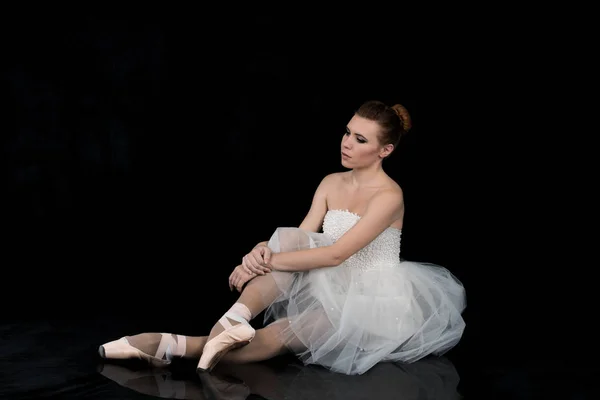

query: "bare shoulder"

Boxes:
[370, 185, 404, 210]
[382, 176, 404, 202]
[367, 177, 405, 220]
[317, 171, 345, 192]
[298, 172, 341, 232]
[323, 171, 345, 184]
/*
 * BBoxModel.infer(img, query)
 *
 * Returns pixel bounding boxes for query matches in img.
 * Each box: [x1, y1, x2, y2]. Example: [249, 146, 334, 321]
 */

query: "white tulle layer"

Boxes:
[263, 227, 466, 375]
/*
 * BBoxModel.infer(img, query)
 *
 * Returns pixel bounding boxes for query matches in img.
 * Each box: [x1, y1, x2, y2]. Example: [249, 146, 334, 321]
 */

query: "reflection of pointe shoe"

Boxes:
[98, 363, 207, 399]
[196, 314, 255, 372]
[198, 371, 250, 400]
[98, 333, 186, 367]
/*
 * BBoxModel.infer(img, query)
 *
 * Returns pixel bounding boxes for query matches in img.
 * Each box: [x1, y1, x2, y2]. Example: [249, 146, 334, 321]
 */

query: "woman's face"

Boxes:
[341, 115, 391, 168]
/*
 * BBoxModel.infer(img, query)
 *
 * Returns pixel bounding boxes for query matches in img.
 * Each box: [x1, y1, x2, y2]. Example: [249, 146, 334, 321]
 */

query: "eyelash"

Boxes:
[345, 131, 366, 143]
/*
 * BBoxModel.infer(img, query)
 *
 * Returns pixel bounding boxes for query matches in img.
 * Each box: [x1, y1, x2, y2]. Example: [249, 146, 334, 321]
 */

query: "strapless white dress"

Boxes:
[263, 209, 466, 375]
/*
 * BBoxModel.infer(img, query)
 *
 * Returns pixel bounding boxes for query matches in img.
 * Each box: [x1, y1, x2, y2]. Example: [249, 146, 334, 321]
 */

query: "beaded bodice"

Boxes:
[322, 209, 402, 271]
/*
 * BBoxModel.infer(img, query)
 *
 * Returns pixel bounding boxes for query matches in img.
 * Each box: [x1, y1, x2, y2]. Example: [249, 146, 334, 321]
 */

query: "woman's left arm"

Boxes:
[268, 190, 404, 272]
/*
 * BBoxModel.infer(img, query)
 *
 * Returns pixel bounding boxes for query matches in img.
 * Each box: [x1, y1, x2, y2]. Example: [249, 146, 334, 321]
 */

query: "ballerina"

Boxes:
[98, 99, 467, 376]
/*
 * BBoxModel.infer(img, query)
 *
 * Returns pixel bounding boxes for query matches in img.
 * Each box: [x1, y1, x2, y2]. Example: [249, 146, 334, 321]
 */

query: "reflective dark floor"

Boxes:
[1, 318, 597, 399]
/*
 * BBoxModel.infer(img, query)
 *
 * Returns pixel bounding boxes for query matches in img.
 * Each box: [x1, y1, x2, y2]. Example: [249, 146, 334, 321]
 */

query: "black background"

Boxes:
[1, 10, 587, 398]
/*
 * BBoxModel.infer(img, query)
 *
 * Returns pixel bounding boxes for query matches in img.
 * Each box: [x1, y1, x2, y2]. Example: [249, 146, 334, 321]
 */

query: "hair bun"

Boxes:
[391, 104, 412, 132]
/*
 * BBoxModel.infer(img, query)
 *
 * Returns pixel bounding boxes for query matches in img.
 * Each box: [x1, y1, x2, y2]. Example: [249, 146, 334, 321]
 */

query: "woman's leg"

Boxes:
[205, 272, 286, 341]
[99, 272, 291, 366]
[99, 333, 207, 365]
[219, 318, 290, 364]
[100, 319, 290, 366]
[197, 323, 294, 400]
[197, 272, 292, 371]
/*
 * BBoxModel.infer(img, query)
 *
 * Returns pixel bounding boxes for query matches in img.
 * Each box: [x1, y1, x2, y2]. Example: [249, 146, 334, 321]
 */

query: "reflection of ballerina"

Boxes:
[98, 356, 463, 400]
[98, 100, 466, 375]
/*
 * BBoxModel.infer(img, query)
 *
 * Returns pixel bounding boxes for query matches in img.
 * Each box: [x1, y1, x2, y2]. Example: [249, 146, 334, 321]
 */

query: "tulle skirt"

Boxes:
[263, 227, 466, 375]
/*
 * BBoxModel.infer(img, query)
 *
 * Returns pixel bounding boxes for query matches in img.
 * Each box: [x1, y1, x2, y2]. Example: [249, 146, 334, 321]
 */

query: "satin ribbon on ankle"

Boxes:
[155, 334, 186, 361]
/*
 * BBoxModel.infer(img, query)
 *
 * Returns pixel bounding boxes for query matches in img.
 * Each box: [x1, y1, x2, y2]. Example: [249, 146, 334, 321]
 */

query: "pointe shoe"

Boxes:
[196, 313, 255, 372]
[98, 333, 186, 367]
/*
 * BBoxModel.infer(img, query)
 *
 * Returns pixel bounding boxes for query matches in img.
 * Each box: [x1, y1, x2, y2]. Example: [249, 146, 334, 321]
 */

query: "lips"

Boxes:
[342, 152, 350, 158]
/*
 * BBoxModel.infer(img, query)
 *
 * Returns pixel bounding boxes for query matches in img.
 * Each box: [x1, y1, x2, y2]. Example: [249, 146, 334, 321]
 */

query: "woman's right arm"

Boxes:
[298, 173, 335, 232]
[243, 174, 335, 275]
[256, 172, 334, 245]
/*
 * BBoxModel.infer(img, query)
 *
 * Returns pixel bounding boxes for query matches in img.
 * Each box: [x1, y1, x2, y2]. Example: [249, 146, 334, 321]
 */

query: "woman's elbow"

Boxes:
[328, 248, 347, 267]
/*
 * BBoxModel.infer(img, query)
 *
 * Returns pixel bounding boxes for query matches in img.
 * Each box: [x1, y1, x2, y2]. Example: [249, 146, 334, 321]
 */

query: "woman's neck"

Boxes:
[349, 164, 384, 188]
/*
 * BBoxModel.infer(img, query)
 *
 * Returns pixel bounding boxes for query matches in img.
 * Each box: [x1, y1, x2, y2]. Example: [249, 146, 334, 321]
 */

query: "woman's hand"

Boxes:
[241, 245, 272, 276]
[229, 264, 257, 292]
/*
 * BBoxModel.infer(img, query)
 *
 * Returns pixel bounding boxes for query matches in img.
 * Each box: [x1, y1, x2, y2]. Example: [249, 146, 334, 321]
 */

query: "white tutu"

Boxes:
[263, 210, 466, 375]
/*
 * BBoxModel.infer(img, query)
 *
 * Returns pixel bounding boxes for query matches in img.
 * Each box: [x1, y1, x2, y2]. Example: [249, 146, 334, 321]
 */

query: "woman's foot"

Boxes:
[196, 304, 255, 372]
[99, 333, 187, 367]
